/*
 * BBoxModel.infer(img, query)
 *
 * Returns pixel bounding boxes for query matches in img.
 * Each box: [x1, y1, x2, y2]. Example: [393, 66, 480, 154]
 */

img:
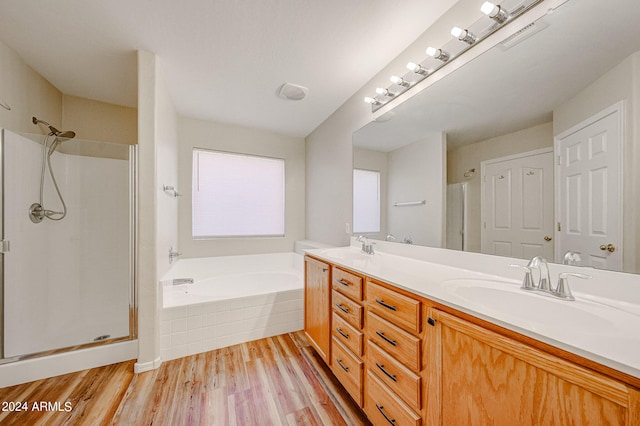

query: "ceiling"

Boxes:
[0, 0, 459, 137]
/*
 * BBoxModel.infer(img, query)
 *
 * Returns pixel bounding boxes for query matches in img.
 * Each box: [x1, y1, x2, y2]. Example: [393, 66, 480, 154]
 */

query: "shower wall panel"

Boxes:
[2, 129, 131, 358]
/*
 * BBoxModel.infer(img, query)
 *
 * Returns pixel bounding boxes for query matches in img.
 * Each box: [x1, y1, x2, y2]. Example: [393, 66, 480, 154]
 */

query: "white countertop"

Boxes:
[306, 243, 640, 380]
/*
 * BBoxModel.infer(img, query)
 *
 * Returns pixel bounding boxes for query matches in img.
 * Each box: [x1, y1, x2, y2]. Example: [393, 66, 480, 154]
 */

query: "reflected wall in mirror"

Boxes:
[352, 0, 640, 273]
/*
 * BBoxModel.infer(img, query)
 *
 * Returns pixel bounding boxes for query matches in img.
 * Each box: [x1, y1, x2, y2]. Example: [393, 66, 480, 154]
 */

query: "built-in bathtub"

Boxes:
[160, 252, 305, 361]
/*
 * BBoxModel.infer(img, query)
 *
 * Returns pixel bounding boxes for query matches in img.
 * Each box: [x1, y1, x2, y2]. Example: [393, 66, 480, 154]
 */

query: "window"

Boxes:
[353, 169, 380, 233]
[192, 149, 285, 238]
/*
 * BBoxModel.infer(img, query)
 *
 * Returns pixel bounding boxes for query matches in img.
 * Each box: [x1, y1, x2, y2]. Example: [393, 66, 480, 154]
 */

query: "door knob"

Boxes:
[599, 244, 616, 253]
[544, 236, 552, 241]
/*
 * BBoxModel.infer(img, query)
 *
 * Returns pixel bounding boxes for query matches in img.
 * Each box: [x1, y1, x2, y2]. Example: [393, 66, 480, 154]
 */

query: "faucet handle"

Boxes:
[554, 272, 591, 301]
[509, 264, 535, 290]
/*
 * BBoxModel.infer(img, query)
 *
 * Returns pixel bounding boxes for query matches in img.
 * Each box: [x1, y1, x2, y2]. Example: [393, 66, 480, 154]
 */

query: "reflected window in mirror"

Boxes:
[353, 169, 381, 233]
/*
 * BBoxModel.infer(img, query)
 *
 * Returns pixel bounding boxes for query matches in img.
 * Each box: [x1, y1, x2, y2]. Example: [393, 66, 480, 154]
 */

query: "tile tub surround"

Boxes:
[160, 290, 303, 361]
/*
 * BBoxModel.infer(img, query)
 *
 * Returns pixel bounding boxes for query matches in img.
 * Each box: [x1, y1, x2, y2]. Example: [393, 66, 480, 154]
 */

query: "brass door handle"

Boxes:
[600, 244, 616, 253]
[544, 236, 552, 241]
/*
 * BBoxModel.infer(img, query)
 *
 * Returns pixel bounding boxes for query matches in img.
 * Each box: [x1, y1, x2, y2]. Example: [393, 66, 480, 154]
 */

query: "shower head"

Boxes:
[32, 116, 75, 139]
[32, 116, 76, 155]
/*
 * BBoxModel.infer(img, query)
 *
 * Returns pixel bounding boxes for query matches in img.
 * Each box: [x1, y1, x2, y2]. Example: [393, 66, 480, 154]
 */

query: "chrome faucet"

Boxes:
[386, 234, 396, 241]
[562, 251, 582, 266]
[356, 235, 375, 255]
[527, 256, 552, 291]
[511, 256, 591, 301]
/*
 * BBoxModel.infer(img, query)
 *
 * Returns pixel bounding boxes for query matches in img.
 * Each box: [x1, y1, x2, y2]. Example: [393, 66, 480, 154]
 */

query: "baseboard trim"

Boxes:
[134, 356, 162, 373]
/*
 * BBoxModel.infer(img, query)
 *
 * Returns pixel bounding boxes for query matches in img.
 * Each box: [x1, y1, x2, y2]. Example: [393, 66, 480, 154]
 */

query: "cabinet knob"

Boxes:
[544, 236, 552, 241]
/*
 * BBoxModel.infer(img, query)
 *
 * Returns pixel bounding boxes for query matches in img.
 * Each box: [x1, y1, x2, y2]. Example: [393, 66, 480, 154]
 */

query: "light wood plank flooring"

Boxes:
[0, 331, 370, 425]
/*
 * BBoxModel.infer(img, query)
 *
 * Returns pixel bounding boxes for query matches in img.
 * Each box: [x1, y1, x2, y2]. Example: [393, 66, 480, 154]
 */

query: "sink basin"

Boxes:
[440, 279, 639, 337]
[320, 248, 372, 262]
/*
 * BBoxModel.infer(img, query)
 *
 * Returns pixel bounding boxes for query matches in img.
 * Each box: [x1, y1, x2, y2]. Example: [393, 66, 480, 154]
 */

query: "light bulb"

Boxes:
[481, 1, 497, 16]
[451, 27, 477, 45]
[426, 47, 449, 62]
[376, 87, 394, 97]
[390, 75, 403, 85]
[407, 62, 429, 75]
[364, 97, 379, 105]
[481, 1, 509, 23]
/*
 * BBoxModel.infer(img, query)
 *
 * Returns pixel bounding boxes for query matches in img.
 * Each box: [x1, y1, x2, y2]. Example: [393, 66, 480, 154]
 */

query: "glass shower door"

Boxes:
[1, 128, 136, 360]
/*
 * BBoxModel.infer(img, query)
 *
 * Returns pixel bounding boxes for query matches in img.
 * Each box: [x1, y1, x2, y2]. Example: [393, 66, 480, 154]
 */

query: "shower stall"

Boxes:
[0, 126, 136, 364]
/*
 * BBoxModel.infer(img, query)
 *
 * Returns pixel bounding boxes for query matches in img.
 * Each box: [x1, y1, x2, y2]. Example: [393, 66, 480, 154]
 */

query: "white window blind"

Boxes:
[192, 149, 285, 238]
[353, 169, 380, 233]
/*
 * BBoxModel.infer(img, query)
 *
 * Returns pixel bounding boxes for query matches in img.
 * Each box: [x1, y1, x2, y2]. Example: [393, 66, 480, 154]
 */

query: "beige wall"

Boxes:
[62, 95, 137, 145]
[178, 117, 305, 258]
[554, 51, 640, 273]
[0, 40, 62, 133]
[448, 122, 553, 253]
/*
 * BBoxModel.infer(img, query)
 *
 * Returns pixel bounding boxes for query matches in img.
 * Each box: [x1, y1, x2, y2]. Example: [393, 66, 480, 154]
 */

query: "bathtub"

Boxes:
[159, 252, 304, 361]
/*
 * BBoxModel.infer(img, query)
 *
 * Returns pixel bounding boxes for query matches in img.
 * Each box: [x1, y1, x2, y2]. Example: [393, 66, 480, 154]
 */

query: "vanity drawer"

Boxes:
[332, 266, 363, 301]
[366, 370, 421, 426]
[367, 340, 421, 411]
[367, 280, 421, 334]
[332, 312, 363, 357]
[332, 337, 363, 407]
[368, 312, 421, 372]
[332, 290, 363, 329]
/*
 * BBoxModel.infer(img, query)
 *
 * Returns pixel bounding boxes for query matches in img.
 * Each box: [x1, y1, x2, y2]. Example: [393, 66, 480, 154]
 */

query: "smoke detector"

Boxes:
[277, 83, 309, 101]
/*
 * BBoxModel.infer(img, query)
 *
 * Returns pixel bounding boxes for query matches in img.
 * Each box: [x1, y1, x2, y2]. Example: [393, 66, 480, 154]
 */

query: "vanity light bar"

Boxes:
[364, 1, 536, 109]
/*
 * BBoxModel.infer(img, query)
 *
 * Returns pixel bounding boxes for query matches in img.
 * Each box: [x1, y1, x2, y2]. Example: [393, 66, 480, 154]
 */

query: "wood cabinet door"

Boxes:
[304, 256, 331, 363]
[426, 309, 638, 426]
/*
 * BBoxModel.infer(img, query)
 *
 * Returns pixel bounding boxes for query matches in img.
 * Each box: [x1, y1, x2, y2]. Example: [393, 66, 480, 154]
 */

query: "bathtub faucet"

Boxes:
[172, 278, 194, 285]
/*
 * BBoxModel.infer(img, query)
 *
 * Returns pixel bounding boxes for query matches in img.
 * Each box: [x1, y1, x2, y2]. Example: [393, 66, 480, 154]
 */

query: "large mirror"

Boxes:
[353, 0, 640, 273]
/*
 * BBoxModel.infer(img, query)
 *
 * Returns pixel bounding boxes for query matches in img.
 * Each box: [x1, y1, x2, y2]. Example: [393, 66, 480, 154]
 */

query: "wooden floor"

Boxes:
[0, 331, 370, 425]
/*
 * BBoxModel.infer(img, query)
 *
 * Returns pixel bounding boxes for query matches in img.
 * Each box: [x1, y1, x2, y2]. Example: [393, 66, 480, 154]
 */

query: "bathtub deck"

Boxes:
[0, 332, 370, 425]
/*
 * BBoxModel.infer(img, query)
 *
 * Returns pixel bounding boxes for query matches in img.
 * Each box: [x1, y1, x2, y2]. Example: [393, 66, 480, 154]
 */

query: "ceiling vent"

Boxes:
[499, 19, 549, 51]
[277, 83, 309, 101]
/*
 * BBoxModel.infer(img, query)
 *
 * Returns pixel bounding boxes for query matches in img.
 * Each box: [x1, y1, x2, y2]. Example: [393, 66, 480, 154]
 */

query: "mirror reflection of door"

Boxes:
[555, 102, 623, 271]
[481, 148, 554, 260]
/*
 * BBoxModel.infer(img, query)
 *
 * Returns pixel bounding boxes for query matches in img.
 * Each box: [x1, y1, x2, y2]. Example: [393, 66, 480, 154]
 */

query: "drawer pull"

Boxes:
[375, 331, 397, 347]
[375, 362, 397, 382]
[336, 327, 349, 339]
[337, 278, 351, 287]
[336, 303, 349, 314]
[336, 358, 349, 372]
[376, 404, 396, 425]
[375, 298, 398, 311]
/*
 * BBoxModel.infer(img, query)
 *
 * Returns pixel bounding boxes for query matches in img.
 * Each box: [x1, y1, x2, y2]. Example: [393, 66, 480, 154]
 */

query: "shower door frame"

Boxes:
[0, 131, 138, 363]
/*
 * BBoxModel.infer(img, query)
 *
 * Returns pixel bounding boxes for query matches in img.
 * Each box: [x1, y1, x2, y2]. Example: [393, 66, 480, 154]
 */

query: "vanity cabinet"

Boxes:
[304, 256, 331, 363]
[304, 255, 640, 425]
[426, 309, 640, 425]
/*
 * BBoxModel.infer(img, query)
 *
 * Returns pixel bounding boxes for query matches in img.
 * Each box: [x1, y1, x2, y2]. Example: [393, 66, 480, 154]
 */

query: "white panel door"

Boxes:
[555, 103, 622, 270]
[482, 149, 554, 260]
